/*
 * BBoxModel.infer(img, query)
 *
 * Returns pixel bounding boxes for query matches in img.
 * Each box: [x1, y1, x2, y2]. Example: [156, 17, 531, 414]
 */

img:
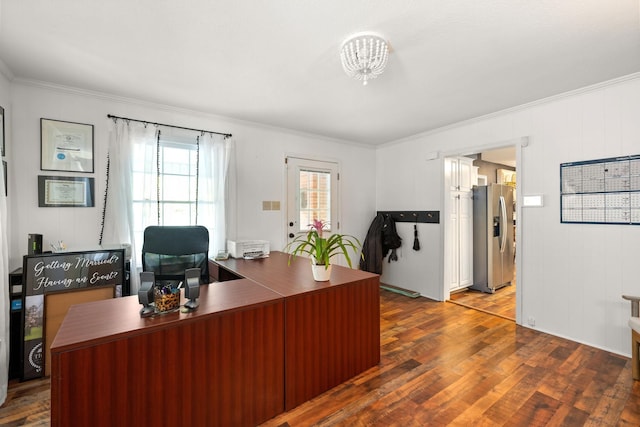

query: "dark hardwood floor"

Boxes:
[0, 376, 49, 426]
[449, 282, 516, 320]
[2, 288, 639, 426]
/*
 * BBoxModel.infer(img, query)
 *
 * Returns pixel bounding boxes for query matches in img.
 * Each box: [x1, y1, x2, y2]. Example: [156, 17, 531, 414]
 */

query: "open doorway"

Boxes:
[445, 145, 517, 320]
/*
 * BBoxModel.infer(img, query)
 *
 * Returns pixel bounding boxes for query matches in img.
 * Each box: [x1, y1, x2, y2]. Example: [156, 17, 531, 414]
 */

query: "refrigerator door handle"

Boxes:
[499, 195, 507, 253]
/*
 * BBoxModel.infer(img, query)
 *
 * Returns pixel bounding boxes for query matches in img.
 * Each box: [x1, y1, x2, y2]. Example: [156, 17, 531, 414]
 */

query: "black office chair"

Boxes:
[141, 225, 210, 286]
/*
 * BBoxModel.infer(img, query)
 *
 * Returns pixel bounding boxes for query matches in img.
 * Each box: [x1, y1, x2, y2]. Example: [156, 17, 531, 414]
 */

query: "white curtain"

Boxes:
[197, 133, 233, 256]
[102, 120, 157, 294]
[102, 119, 233, 293]
[0, 158, 8, 404]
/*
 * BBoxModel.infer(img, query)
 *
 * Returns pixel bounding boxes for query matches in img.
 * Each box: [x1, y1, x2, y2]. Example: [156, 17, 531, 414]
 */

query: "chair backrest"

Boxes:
[142, 225, 210, 284]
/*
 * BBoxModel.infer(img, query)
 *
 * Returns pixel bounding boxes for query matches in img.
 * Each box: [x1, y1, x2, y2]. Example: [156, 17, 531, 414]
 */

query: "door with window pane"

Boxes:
[286, 157, 339, 246]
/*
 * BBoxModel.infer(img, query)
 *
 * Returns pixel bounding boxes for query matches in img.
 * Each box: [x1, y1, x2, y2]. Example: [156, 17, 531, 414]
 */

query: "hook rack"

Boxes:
[377, 210, 440, 224]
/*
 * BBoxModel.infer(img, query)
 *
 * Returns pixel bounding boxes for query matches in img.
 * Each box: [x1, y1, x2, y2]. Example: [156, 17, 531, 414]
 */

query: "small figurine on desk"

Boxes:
[182, 268, 201, 311]
[138, 271, 155, 317]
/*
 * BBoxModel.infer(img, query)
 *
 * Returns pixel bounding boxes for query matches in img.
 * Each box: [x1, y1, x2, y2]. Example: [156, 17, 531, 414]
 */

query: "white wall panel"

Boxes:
[377, 75, 640, 356]
[7, 83, 376, 271]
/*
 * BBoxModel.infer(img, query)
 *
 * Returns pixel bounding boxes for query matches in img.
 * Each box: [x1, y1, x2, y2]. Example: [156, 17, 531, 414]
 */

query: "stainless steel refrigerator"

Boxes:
[471, 184, 514, 293]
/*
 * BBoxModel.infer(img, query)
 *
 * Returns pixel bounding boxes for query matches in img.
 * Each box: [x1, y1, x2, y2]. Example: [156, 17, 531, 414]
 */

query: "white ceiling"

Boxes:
[1, 1, 639, 145]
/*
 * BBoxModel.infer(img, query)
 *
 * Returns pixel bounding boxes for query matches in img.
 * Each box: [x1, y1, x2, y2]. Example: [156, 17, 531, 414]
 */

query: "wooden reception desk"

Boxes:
[212, 251, 381, 410]
[50, 251, 380, 426]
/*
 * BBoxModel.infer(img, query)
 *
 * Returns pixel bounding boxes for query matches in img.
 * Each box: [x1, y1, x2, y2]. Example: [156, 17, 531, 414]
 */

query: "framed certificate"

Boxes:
[41, 118, 94, 173]
[38, 175, 95, 207]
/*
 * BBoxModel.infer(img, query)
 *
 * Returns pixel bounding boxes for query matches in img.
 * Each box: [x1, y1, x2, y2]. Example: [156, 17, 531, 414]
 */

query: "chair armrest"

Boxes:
[623, 295, 640, 317]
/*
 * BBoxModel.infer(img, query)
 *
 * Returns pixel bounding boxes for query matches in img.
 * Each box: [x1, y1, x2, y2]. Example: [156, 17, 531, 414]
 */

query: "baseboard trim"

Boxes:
[380, 283, 421, 298]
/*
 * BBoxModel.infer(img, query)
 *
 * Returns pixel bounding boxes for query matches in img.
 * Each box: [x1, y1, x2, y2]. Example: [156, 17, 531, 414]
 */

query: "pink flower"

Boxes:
[311, 219, 327, 237]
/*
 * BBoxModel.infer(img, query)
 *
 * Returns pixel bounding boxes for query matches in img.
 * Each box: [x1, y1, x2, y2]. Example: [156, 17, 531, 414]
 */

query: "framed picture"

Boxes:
[38, 175, 95, 207]
[1, 106, 5, 157]
[41, 118, 94, 173]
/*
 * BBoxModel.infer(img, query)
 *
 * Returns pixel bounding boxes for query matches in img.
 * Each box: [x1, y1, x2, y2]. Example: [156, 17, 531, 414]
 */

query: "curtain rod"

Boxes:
[107, 114, 232, 138]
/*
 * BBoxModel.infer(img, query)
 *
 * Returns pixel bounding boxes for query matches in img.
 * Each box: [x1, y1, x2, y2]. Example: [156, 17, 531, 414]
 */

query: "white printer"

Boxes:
[227, 240, 270, 259]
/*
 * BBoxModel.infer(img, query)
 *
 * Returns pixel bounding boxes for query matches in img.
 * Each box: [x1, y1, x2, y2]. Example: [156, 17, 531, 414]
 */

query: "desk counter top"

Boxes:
[50, 278, 282, 352]
[214, 251, 379, 297]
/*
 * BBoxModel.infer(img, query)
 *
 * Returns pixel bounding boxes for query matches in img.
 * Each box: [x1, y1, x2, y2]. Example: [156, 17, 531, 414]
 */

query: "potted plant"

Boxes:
[285, 219, 362, 281]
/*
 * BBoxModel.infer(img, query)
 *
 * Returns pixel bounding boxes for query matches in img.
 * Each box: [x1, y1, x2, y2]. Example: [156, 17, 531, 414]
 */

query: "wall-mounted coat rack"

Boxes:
[377, 210, 440, 224]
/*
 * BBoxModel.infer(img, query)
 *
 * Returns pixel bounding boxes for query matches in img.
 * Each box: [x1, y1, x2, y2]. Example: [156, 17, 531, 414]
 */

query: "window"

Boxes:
[131, 135, 202, 261]
[286, 157, 339, 238]
[298, 169, 332, 229]
[104, 119, 231, 292]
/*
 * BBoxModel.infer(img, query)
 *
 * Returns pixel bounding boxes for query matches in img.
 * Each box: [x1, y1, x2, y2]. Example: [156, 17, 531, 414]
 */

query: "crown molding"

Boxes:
[15, 70, 639, 151]
[380, 72, 640, 148]
[12, 77, 371, 149]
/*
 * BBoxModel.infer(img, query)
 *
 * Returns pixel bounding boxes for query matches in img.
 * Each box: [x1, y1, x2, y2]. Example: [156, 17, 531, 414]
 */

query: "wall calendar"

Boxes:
[560, 154, 640, 225]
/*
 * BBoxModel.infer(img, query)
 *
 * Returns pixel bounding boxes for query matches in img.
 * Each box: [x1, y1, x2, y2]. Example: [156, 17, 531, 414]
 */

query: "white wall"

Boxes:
[7, 82, 376, 271]
[0, 71, 10, 267]
[0, 69, 11, 196]
[376, 74, 640, 357]
[0, 64, 12, 405]
[0, 75, 9, 122]
[375, 141, 444, 298]
[8, 73, 640, 358]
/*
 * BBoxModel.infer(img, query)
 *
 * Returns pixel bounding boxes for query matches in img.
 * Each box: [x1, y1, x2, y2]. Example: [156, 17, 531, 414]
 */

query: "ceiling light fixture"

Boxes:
[340, 32, 389, 86]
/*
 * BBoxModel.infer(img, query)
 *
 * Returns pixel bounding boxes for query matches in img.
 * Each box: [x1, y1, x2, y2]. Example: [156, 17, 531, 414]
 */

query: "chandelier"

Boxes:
[340, 32, 389, 86]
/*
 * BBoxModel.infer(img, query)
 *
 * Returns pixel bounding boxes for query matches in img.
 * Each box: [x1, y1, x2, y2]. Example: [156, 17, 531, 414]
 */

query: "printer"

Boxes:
[227, 240, 270, 259]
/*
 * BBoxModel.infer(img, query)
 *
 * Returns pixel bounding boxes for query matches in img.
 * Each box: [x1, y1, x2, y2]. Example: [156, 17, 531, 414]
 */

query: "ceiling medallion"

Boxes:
[340, 32, 389, 86]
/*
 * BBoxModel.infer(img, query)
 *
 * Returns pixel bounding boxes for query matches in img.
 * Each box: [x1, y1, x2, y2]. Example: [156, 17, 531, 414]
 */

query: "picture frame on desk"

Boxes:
[38, 175, 95, 207]
[40, 118, 94, 173]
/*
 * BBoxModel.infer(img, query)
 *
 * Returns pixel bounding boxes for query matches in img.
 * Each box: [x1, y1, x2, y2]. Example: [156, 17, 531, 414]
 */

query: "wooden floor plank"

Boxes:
[502, 391, 563, 427]
[449, 282, 516, 320]
[2, 288, 640, 426]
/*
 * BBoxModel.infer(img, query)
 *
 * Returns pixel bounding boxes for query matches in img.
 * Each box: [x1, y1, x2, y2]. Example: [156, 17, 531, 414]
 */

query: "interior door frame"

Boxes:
[441, 136, 527, 326]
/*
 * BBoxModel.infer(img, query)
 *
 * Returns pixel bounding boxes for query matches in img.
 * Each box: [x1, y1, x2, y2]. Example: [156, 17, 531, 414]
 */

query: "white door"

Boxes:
[286, 157, 339, 247]
[446, 157, 460, 191]
[444, 156, 474, 292]
[445, 156, 472, 191]
[458, 160, 473, 192]
[447, 190, 461, 289]
[458, 191, 474, 287]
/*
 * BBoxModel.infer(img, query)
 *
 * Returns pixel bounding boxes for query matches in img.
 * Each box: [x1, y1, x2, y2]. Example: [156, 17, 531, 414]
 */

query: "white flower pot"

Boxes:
[311, 264, 332, 281]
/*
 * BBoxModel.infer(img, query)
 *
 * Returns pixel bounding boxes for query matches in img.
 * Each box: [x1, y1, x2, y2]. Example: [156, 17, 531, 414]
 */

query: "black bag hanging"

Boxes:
[382, 215, 401, 262]
[413, 224, 420, 251]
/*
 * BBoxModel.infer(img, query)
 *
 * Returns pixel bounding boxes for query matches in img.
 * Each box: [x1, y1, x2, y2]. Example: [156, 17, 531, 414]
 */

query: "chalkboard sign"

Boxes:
[23, 249, 124, 296]
[21, 249, 124, 380]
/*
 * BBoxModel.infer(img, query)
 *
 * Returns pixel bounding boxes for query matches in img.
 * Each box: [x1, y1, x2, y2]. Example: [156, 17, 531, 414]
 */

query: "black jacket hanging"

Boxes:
[360, 213, 403, 273]
[360, 213, 385, 274]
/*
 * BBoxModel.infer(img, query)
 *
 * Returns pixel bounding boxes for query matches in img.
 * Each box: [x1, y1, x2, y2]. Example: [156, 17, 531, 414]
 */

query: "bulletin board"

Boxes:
[21, 249, 124, 380]
[560, 154, 640, 224]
